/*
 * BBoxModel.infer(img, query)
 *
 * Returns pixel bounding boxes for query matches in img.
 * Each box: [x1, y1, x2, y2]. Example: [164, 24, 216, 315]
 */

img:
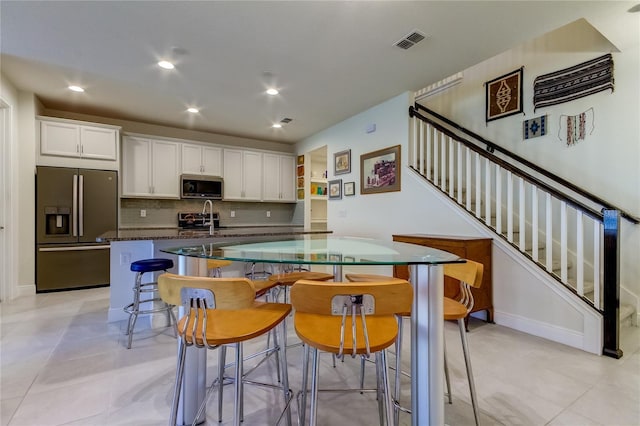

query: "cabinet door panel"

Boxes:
[182, 144, 203, 174]
[243, 151, 263, 200]
[262, 153, 280, 201]
[202, 147, 222, 176]
[279, 155, 296, 201]
[121, 137, 152, 196]
[151, 141, 180, 198]
[41, 121, 80, 158]
[80, 126, 117, 160]
[223, 149, 244, 199]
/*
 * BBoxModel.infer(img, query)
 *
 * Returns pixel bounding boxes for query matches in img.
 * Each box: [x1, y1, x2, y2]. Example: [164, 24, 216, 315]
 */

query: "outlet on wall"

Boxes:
[140, 209, 146, 218]
[266, 211, 271, 218]
[230, 211, 236, 218]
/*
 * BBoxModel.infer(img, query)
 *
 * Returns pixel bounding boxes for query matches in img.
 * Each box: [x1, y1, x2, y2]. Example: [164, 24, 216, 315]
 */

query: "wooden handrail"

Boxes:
[411, 104, 640, 225]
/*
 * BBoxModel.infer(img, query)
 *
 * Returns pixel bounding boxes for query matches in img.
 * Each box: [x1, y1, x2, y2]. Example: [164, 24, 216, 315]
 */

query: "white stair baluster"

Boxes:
[576, 211, 584, 297]
[546, 194, 553, 273]
[560, 201, 568, 283]
[593, 222, 601, 309]
[532, 186, 539, 262]
[519, 178, 526, 251]
[485, 159, 491, 226]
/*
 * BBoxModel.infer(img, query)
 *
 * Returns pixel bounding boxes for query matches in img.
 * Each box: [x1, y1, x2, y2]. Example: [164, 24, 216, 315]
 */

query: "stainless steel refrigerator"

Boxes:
[36, 166, 117, 291]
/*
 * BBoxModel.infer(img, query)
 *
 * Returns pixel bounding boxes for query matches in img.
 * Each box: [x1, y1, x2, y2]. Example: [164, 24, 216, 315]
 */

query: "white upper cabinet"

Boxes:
[40, 119, 118, 161]
[181, 144, 222, 176]
[121, 136, 180, 198]
[262, 153, 296, 202]
[223, 149, 262, 201]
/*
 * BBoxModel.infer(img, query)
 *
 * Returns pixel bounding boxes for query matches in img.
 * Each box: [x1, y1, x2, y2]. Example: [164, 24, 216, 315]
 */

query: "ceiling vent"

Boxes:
[394, 30, 427, 50]
[280, 118, 292, 124]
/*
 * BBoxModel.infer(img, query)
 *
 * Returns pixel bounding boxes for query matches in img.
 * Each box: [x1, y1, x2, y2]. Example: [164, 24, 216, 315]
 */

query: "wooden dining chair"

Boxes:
[291, 279, 413, 426]
[158, 273, 292, 426]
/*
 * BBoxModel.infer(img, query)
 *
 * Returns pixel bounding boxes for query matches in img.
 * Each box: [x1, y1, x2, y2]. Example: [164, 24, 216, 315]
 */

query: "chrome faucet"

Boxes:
[202, 199, 215, 235]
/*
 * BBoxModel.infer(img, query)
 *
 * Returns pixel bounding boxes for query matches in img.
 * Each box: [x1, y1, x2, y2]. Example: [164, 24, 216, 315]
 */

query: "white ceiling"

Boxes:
[0, 1, 634, 144]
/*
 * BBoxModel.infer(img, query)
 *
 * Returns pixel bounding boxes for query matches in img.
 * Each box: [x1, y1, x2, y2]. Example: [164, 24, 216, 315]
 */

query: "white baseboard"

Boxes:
[17, 284, 35, 297]
[495, 309, 601, 355]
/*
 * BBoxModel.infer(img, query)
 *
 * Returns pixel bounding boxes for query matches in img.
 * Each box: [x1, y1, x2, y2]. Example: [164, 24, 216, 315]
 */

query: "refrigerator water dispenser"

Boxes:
[44, 206, 70, 235]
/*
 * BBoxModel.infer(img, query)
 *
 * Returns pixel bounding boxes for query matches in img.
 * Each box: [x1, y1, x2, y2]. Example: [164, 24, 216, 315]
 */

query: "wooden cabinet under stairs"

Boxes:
[393, 234, 493, 323]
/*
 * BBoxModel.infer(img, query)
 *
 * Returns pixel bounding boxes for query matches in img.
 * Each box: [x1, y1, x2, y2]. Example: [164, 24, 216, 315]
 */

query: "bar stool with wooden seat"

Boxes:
[207, 259, 233, 277]
[123, 258, 175, 349]
[158, 273, 292, 426]
[268, 271, 334, 303]
[291, 279, 413, 426]
[442, 259, 484, 426]
[346, 262, 484, 426]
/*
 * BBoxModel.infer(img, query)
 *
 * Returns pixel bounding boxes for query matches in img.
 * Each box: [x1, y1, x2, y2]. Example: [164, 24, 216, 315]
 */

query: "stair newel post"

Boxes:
[602, 209, 622, 359]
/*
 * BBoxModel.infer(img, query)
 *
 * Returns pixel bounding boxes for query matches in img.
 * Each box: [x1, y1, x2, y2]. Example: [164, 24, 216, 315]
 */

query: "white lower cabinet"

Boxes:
[121, 136, 180, 198]
[223, 149, 262, 201]
[263, 153, 296, 202]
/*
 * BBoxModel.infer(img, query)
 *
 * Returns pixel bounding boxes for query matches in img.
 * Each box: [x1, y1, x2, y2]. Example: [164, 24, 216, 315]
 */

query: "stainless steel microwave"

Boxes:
[180, 175, 224, 199]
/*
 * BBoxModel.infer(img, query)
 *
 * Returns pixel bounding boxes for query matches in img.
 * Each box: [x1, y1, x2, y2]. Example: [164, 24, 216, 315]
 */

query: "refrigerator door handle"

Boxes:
[72, 174, 78, 237]
[79, 174, 84, 237]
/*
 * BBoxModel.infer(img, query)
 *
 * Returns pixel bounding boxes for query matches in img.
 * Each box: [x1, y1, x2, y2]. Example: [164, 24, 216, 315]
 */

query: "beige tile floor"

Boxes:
[1, 287, 639, 426]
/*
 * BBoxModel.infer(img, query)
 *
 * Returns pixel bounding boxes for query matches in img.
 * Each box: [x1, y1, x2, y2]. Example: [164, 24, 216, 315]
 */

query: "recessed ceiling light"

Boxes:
[158, 60, 175, 70]
[266, 88, 279, 96]
[272, 123, 282, 128]
[187, 107, 199, 113]
[68, 85, 85, 93]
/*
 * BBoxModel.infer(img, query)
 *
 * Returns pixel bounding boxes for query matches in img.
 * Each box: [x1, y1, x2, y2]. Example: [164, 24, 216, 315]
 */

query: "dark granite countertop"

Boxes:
[97, 226, 330, 242]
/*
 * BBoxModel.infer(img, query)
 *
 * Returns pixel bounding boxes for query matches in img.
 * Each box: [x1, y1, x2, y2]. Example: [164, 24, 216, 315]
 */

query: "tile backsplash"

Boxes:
[120, 198, 302, 228]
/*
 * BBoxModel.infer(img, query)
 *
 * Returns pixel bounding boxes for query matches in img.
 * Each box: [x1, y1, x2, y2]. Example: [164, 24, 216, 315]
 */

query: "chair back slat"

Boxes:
[444, 260, 484, 289]
[291, 279, 413, 316]
[158, 273, 256, 309]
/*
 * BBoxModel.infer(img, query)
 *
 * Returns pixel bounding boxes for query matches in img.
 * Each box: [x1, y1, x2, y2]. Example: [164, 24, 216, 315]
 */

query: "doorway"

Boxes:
[0, 100, 13, 302]
[304, 146, 328, 230]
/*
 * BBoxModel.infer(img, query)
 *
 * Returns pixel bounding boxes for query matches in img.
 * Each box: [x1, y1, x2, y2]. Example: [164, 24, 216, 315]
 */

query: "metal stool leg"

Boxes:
[458, 318, 479, 426]
[444, 336, 452, 404]
[309, 347, 320, 426]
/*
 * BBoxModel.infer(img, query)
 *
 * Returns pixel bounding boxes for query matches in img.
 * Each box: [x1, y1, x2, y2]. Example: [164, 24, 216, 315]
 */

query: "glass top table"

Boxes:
[162, 235, 462, 425]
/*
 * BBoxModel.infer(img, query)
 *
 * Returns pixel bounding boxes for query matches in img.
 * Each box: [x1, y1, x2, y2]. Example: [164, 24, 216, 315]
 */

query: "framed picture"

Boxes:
[297, 177, 304, 188]
[297, 154, 305, 165]
[333, 149, 351, 175]
[485, 67, 523, 122]
[328, 179, 342, 200]
[344, 181, 355, 196]
[360, 145, 401, 195]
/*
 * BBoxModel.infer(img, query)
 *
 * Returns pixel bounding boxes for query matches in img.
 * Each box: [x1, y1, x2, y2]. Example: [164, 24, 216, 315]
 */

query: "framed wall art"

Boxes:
[360, 145, 401, 195]
[485, 67, 523, 122]
[328, 179, 342, 200]
[344, 181, 355, 196]
[334, 149, 351, 175]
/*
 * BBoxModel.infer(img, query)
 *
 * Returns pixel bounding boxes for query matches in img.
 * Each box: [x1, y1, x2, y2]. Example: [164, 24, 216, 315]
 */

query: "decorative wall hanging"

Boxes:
[328, 179, 342, 200]
[360, 145, 401, 195]
[485, 67, 523, 122]
[344, 181, 355, 196]
[523, 115, 547, 140]
[296, 155, 305, 199]
[558, 108, 595, 147]
[333, 149, 351, 175]
[533, 54, 613, 111]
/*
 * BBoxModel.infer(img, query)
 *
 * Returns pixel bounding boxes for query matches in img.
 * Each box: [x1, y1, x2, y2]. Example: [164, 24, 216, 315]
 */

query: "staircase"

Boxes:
[409, 103, 639, 357]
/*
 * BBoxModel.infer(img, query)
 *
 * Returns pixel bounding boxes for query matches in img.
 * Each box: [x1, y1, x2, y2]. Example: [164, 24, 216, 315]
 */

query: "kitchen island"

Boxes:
[100, 226, 330, 323]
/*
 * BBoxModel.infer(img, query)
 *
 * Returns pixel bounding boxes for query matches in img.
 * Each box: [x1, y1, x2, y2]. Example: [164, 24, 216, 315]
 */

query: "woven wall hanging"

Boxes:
[558, 108, 595, 146]
[533, 54, 614, 111]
